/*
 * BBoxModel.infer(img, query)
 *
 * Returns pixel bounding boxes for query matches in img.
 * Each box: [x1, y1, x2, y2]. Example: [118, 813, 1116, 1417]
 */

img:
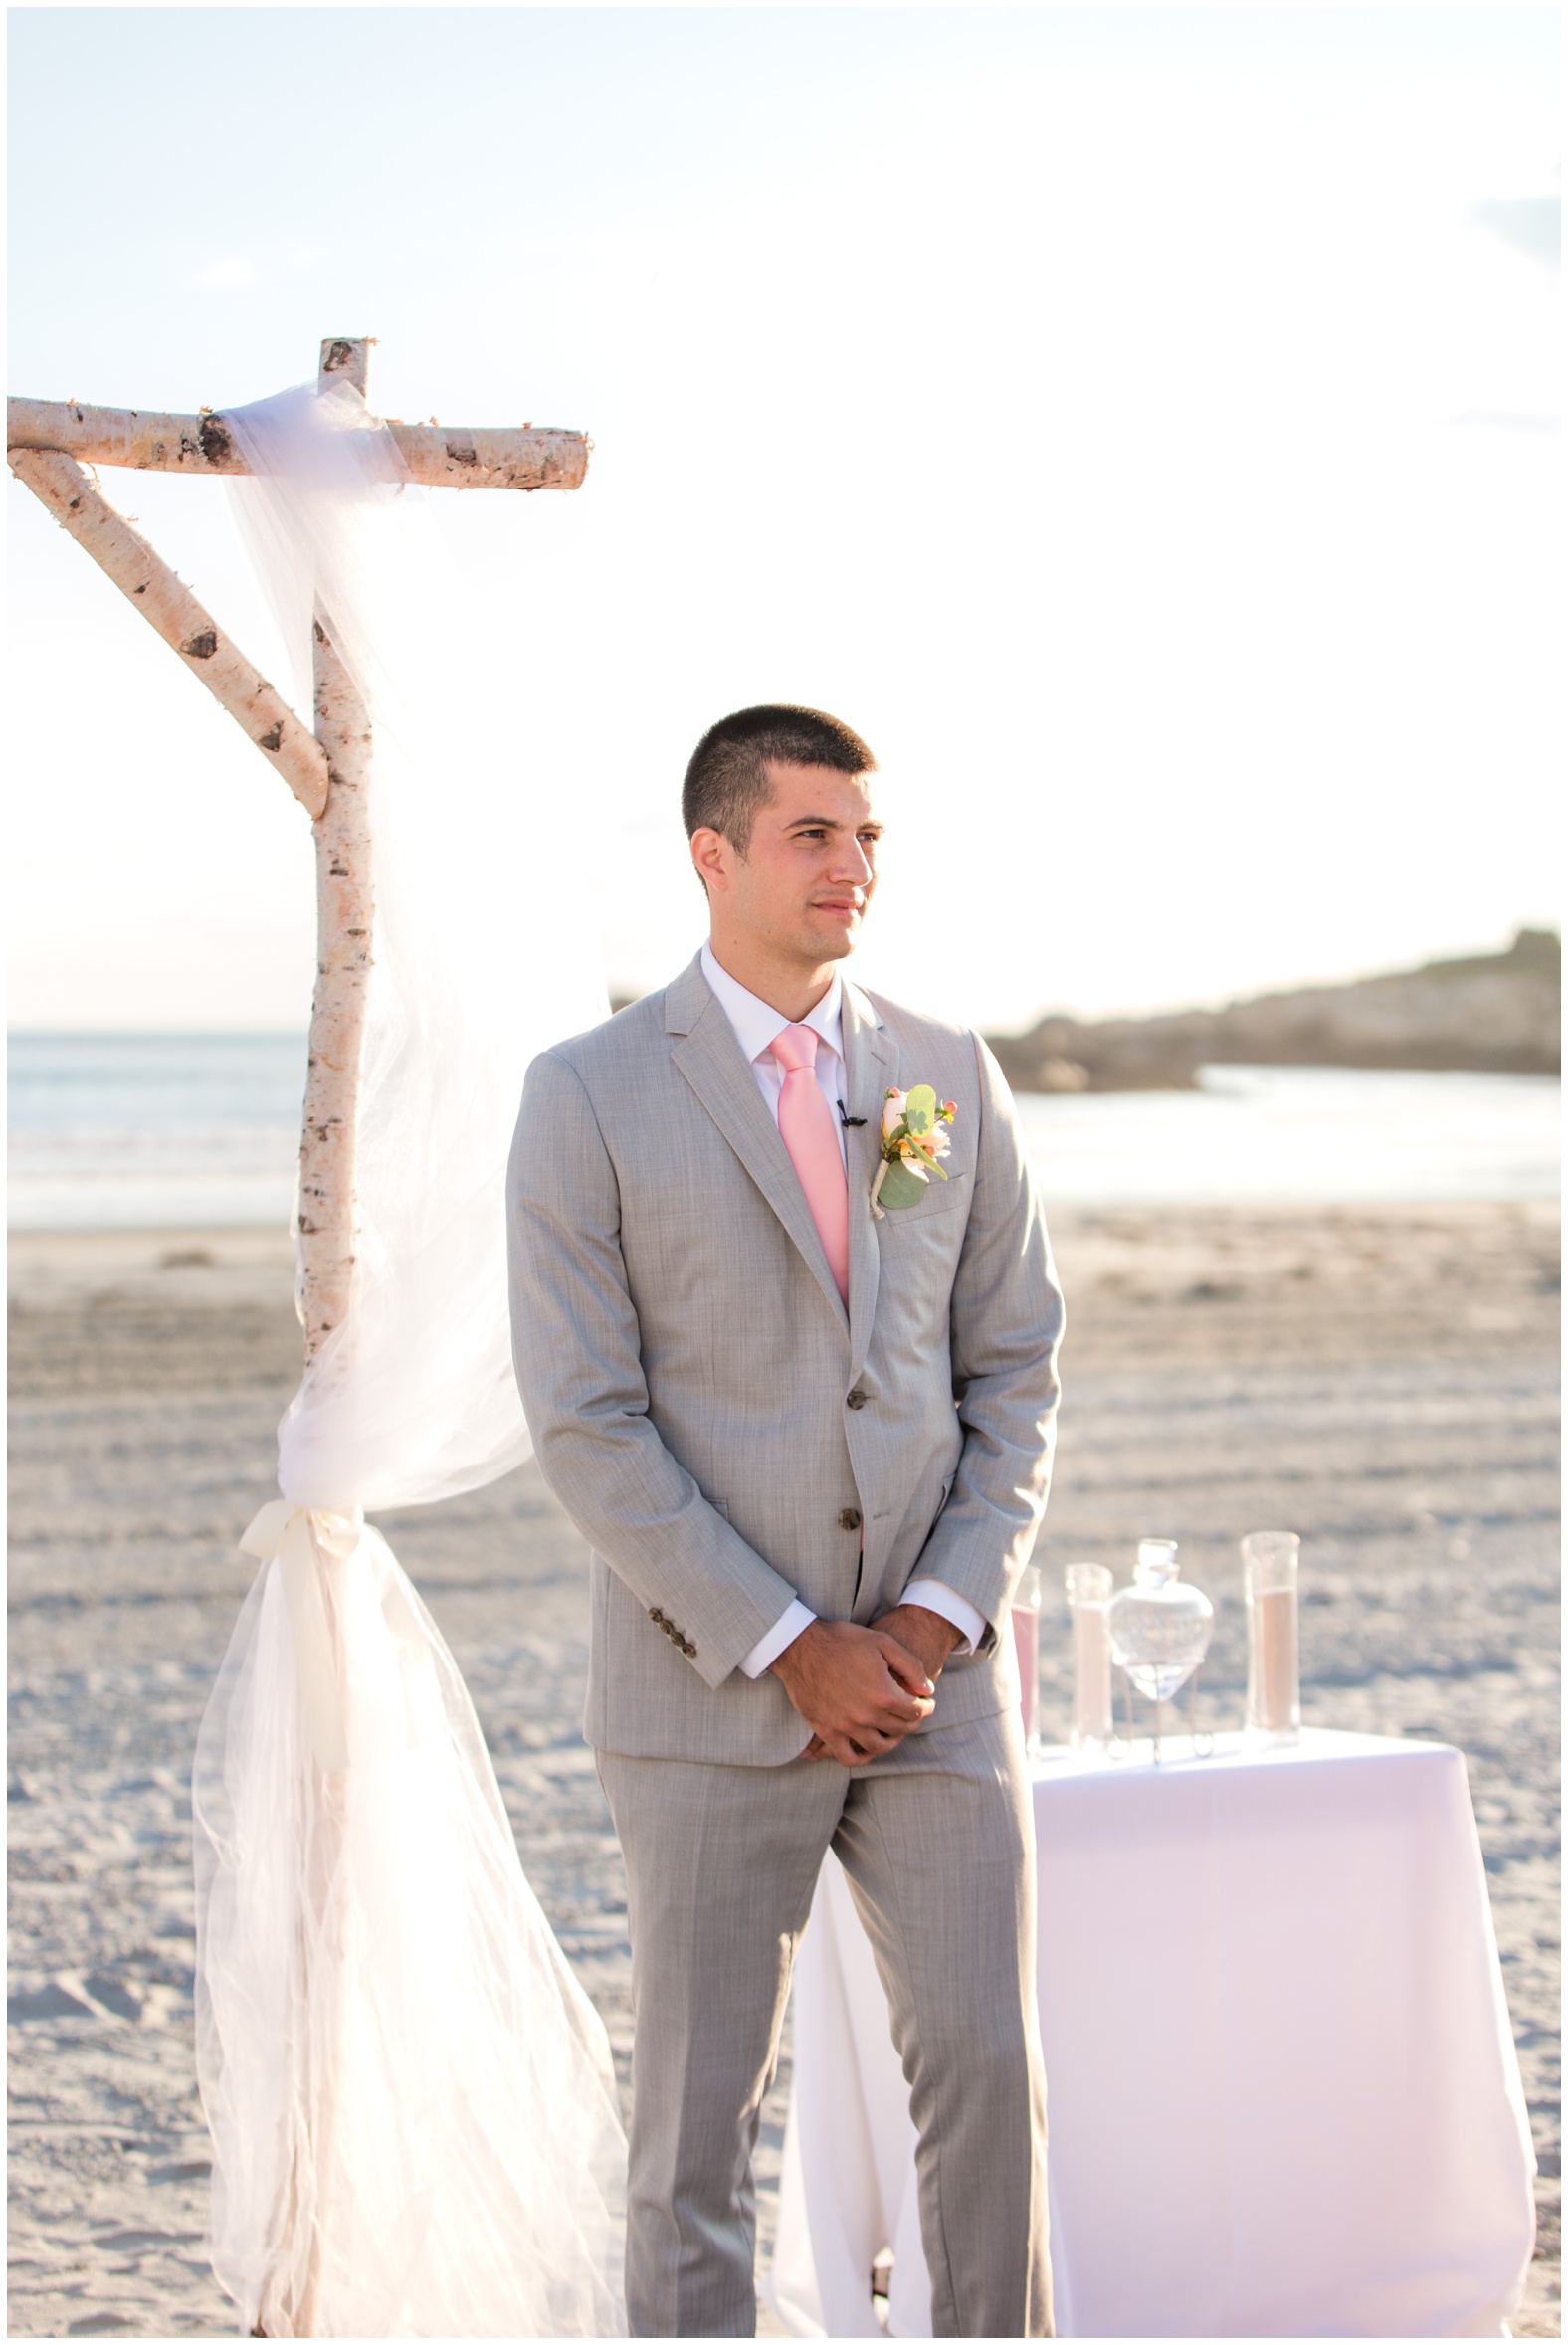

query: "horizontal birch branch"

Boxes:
[10, 447, 329, 819]
[7, 396, 589, 491]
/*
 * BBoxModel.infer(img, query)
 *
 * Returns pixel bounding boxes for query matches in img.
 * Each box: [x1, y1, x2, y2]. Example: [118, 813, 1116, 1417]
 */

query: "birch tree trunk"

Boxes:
[296, 340, 375, 1363]
[260, 342, 379, 2344]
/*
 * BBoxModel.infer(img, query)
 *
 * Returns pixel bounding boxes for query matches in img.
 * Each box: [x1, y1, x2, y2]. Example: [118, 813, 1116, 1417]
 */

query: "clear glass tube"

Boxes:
[1011, 1563, 1043, 1748]
[1243, 1531, 1300, 1744]
[1065, 1563, 1114, 1751]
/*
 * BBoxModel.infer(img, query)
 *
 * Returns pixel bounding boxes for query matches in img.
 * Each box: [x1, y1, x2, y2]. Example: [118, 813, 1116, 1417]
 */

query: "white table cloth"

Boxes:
[768, 1731, 1536, 2339]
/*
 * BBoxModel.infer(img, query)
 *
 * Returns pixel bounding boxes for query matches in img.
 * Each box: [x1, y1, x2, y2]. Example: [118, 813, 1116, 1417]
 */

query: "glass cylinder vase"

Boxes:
[1243, 1531, 1300, 1745]
[1011, 1564, 1043, 1748]
[1065, 1562, 1114, 1752]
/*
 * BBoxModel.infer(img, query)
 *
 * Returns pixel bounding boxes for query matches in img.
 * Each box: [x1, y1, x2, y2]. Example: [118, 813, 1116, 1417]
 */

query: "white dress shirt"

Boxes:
[698, 943, 988, 1680]
[699, 940, 849, 1168]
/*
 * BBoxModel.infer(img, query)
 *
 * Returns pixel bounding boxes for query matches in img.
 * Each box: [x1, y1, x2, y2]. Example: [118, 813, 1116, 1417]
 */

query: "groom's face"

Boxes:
[704, 761, 882, 970]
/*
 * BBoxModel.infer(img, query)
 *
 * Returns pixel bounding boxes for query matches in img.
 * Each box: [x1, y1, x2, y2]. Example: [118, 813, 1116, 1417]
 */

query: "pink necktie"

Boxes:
[767, 1024, 850, 1306]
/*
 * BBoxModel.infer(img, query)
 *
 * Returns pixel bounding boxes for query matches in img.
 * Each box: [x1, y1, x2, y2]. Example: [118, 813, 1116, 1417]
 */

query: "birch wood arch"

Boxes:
[9, 340, 589, 1357]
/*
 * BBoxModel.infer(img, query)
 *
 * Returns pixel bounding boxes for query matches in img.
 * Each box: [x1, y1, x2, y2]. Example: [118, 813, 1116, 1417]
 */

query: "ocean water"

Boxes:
[1017, 1064, 1561, 1208]
[8, 1034, 308, 1230]
[6, 1034, 1560, 1229]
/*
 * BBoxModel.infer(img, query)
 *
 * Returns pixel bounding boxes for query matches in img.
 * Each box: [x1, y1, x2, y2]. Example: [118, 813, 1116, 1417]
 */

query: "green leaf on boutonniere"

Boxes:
[902, 1084, 937, 1136]
[878, 1156, 931, 1210]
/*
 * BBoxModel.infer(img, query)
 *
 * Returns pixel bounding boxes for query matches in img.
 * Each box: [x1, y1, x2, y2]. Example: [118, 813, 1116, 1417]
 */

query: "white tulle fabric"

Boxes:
[191, 382, 626, 2337]
[225, 380, 607, 1512]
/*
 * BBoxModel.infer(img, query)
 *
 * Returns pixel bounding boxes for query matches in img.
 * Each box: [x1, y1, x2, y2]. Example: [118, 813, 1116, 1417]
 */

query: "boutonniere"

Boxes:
[871, 1085, 957, 1216]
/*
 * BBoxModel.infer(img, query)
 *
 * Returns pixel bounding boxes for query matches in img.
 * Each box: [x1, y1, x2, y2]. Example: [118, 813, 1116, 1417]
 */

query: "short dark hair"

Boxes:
[682, 704, 876, 857]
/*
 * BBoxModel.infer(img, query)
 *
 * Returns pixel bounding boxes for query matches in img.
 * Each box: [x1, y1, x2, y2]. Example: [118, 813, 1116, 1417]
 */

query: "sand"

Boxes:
[8, 1201, 1559, 2338]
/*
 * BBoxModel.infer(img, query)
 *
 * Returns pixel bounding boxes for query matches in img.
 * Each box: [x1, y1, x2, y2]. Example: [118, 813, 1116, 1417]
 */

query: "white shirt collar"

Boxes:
[700, 940, 844, 1068]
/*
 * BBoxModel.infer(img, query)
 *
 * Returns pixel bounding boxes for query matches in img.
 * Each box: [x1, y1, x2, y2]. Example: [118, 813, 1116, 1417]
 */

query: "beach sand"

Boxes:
[8, 1201, 1559, 2338]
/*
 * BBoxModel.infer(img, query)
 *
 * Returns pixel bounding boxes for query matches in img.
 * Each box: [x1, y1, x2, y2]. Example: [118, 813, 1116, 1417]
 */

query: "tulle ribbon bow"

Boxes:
[239, 1499, 362, 1773]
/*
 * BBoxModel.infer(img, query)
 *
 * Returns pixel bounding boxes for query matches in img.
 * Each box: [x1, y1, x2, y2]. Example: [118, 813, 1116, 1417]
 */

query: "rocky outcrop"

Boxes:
[987, 930, 1561, 1093]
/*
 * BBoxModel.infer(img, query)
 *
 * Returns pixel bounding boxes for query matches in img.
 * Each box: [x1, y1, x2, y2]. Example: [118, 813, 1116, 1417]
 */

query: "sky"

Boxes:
[7, 6, 1562, 1033]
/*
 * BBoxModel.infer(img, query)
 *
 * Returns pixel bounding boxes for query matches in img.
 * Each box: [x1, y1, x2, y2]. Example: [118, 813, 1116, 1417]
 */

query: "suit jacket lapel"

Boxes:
[667, 960, 849, 1329]
[841, 980, 897, 1380]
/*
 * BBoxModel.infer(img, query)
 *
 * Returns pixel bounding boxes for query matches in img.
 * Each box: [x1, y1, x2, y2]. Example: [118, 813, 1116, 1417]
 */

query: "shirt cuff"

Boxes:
[739, 1598, 817, 1680]
[899, 1579, 987, 1657]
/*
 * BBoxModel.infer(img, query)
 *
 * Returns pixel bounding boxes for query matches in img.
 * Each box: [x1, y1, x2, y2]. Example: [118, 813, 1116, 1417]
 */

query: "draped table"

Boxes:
[767, 1730, 1536, 2339]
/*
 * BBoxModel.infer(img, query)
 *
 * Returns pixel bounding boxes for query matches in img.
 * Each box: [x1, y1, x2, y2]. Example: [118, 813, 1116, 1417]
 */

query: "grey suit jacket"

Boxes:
[505, 952, 1066, 1766]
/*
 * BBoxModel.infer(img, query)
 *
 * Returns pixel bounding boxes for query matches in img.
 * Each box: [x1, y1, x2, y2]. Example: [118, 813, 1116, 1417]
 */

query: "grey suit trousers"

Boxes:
[598, 1710, 1053, 2340]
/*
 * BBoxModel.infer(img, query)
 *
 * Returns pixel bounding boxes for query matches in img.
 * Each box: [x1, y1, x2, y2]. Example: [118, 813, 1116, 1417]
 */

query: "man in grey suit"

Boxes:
[507, 705, 1064, 2338]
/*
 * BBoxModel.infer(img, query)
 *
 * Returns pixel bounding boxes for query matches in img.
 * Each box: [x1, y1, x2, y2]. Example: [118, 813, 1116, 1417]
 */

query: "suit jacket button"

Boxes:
[846, 1389, 868, 1410]
[838, 1507, 863, 1531]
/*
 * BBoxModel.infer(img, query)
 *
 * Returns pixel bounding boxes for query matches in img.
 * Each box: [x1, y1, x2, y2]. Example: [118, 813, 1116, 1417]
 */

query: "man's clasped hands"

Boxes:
[770, 1605, 964, 1766]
